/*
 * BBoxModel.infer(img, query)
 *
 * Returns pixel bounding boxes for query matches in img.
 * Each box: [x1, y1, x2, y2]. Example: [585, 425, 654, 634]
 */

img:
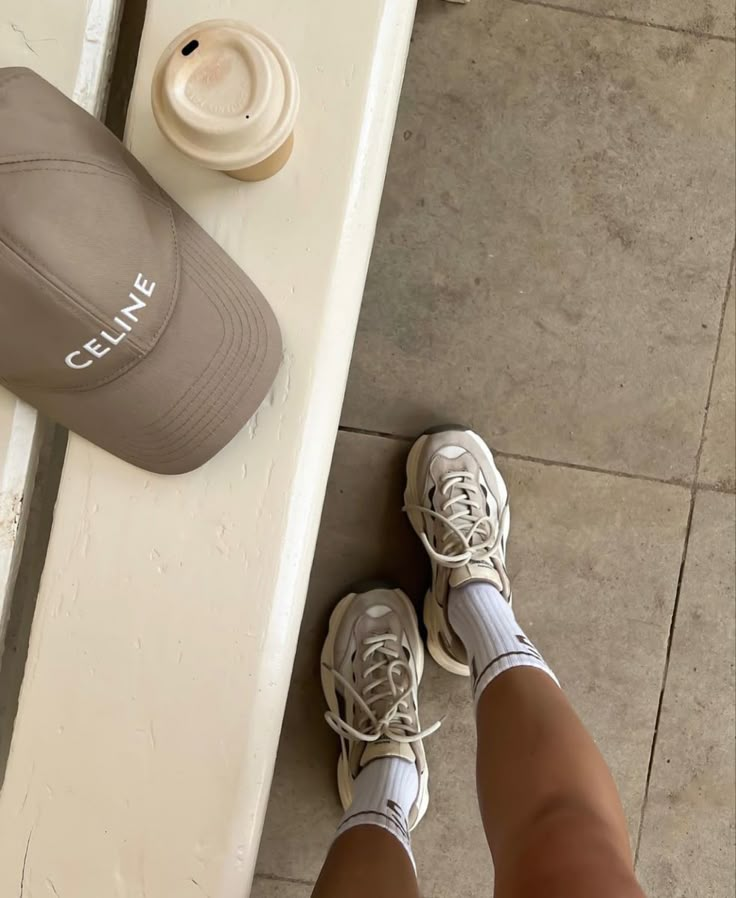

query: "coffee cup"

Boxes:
[151, 19, 299, 181]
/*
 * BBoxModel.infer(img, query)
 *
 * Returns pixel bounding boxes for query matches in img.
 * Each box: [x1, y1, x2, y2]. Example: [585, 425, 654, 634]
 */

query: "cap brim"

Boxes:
[18, 205, 282, 474]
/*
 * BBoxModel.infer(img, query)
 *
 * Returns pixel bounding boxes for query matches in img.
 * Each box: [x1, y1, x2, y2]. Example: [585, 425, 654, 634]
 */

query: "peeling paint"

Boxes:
[0, 494, 23, 542]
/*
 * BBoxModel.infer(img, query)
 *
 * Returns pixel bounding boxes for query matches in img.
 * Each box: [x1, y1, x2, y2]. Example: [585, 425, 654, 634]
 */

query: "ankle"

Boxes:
[335, 756, 419, 865]
[448, 582, 559, 704]
[447, 580, 508, 644]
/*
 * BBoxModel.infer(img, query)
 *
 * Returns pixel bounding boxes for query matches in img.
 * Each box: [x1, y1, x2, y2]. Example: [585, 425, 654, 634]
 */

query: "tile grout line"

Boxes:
[634, 242, 736, 865]
[693, 241, 736, 490]
[494, 448, 690, 489]
[632, 490, 695, 865]
[338, 425, 693, 489]
[254, 872, 316, 888]
[339, 424, 412, 444]
[509, 0, 736, 42]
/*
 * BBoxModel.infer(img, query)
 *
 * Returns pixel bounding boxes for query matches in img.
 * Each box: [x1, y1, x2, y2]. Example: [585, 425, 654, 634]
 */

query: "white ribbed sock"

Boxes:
[449, 581, 559, 705]
[334, 757, 418, 863]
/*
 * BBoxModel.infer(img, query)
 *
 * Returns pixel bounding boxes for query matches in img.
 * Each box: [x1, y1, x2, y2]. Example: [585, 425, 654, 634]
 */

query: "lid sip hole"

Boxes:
[181, 39, 199, 56]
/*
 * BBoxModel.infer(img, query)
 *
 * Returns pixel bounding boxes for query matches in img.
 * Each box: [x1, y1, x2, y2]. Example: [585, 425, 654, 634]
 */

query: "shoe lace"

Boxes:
[324, 633, 441, 753]
[405, 470, 509, 568]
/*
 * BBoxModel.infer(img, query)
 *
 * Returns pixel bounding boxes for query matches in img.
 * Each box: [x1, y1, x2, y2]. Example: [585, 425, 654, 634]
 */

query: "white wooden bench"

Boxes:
[0, 1, 416, 895]
[0, 1, 122, 646]
[0, 400, 38, 649]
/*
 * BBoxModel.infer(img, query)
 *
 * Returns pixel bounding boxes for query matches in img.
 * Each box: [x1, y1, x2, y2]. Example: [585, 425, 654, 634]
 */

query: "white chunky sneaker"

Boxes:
[321, 587, 440, 829]
[404, 427, 511, 676]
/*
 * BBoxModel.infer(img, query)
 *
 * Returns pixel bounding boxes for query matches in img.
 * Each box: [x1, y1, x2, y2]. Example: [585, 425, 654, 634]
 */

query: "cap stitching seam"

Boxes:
[120, 271, 243, 453]
[119, 231, 271, 459]
[0, 236, 140, 387]
[122, 291, 268, 462]
[0, 222, 152, 354]
[0, 189, 179, 394]
[2, 235, 274, 471]
[123, 241, 257, 450]
[0, 233, 114, 337]
[144, 325, 268, 460]
[124, 266, 237, 444]
[0, 158, 170, 210]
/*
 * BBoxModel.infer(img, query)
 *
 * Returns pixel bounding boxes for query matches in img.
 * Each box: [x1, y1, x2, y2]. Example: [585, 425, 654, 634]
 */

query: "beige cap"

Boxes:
[151, 20, 299, 178]
[0, 67, 282, 475]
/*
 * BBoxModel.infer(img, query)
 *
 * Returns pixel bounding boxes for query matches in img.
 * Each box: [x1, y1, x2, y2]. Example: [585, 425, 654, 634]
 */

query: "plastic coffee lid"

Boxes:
[151, 20, 299, 172]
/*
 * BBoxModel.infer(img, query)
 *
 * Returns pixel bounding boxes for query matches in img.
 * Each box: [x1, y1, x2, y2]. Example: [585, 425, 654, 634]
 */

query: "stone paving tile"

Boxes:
[255, 433, 427, 883]
[637, 489, 736, 898]
[559, 0, 736, 38]
[700, 280, 735, 491]
[256, 431, 690, 895]
[341, 0, 735, 482]
[250, 877, 313, 898]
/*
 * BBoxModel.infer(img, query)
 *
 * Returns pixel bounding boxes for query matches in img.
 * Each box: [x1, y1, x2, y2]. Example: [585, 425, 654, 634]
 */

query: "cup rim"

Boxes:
[151, 18, 300, 171]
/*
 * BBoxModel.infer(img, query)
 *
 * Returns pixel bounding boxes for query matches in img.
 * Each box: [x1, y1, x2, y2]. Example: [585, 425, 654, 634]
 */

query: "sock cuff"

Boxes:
[335, 812, 415, 863]
[448, 582, 560, 707]
[473, 655, 560, 705]
[334, 757, 418, 867]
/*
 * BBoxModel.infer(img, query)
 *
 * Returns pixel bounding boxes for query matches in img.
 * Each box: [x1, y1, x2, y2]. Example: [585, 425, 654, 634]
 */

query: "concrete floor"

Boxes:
[254, 1, 735, 896]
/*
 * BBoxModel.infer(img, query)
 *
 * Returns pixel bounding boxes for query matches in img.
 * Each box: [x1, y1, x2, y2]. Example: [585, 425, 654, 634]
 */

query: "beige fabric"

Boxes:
[0, 67, 281, 474]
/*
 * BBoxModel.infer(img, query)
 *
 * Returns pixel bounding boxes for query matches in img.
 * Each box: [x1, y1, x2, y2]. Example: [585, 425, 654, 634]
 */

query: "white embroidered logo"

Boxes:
[65, 273, 156, 370]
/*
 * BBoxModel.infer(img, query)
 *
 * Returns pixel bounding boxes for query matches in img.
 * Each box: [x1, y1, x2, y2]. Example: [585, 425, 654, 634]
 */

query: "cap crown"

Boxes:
[0, 68, 179, 391]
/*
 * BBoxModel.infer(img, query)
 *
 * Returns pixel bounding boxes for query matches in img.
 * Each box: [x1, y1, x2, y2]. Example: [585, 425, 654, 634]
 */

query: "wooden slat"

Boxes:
[0, 1, 416, 896]
[0, 402, 40, 650]
[0, 0, 123, 651]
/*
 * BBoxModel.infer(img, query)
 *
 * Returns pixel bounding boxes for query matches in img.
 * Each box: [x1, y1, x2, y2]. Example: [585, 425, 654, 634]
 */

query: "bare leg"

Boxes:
[476, 667, 645, 898]
[404, 427, 647, 898]
[312, 826, 420, 898]
[313, 426, 648, 898]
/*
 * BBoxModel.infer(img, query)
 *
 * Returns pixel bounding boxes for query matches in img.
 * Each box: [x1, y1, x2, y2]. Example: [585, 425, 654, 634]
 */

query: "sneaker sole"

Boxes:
[423, 587, 470, 676]
[405, 428, 509, 678]
[320, 589, 430, 830]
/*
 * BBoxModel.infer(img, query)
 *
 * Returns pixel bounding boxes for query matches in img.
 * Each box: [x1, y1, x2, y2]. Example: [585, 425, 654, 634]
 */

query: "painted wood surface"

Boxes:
[0, 0, 123, 648]
[0, 1, 415, 896]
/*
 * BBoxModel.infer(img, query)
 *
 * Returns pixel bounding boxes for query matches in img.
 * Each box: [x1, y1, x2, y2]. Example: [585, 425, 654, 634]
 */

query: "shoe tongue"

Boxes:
[360, 738, 416, 767]
[449, 561, 502, 590]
